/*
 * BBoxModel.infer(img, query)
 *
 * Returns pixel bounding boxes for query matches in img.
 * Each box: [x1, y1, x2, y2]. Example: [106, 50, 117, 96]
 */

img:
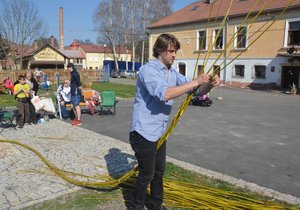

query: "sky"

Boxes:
[28, 0, 198, 46]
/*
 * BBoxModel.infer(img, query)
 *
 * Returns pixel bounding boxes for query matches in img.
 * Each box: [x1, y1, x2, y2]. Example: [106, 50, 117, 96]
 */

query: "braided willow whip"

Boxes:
[0, 1, 297, 209]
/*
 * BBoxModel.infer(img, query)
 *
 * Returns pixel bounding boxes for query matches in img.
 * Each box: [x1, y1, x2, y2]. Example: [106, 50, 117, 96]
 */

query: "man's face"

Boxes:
[160, 44, 177, 68]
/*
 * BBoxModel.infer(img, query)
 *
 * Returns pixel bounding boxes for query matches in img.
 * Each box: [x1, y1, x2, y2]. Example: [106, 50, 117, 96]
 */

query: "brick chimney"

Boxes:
[50, 35, 55, 47]
[59, 7, 64, 50]
[34, 40, 38, 50]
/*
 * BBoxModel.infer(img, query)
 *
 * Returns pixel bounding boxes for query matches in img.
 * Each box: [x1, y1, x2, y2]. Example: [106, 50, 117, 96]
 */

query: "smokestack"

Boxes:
[50, 35, 55, 47]
[59, 7, 64, 50]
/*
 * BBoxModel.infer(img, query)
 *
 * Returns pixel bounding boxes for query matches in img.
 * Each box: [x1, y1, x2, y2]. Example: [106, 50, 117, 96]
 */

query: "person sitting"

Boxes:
[57, 80, 71, 119]
[3, 76, 13, 95]
[87, 90, 101, 115]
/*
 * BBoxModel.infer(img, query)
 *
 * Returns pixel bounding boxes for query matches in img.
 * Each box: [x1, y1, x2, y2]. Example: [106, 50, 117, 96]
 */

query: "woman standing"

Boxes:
[25, 71, 39, 124]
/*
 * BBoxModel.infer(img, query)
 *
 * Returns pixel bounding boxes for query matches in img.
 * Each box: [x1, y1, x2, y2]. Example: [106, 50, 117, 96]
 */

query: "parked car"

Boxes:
[120, 70, 136, 78]
[111, 70, 120, 78]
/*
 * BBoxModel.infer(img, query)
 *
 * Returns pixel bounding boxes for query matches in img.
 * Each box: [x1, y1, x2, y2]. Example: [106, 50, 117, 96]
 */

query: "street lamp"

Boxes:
[103, 44, 106, 61]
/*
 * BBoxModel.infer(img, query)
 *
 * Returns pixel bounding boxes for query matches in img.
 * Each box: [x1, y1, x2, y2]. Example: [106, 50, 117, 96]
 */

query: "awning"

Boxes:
[30, 61, 65, 65]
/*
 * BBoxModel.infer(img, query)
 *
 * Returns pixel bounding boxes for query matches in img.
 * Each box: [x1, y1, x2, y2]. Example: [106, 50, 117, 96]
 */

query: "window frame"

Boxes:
[196, 29, 207, 51]
[213, 28, 224, 50]
[253, 65, 266, 79]
[234, 26, 248, 49]
[284, 18, 300, 47]
[233, 65, 245, 78]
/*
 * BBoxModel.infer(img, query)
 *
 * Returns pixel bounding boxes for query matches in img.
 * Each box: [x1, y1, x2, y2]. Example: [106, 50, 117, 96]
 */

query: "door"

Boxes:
[282, 66, 300, 89]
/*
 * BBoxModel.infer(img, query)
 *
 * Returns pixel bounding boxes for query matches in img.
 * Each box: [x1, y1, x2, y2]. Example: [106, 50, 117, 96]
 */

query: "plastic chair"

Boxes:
[0, 107, 16, 133]
[99, 90, 117, 116]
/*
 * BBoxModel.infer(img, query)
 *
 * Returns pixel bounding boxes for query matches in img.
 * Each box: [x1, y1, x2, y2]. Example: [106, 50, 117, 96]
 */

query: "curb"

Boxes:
[167, 156, 300, 205]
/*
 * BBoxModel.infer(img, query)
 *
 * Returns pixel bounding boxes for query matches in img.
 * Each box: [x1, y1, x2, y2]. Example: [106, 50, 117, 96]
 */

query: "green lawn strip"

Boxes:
[91, 81, 136, 99]
[25, 162, 299, 210]
[0, 82, 135, 107]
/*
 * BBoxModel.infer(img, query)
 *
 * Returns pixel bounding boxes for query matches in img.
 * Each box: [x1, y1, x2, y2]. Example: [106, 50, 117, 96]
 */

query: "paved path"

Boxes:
[0, 120, 136, 210]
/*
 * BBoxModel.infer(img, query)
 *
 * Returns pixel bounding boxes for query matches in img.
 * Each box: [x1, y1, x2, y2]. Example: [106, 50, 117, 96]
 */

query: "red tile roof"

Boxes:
[79, 44, 131, 54]
[148, 0, 300, 29]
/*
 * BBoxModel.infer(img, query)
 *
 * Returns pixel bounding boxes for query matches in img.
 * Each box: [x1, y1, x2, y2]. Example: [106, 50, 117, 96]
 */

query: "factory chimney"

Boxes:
[59, 7, 64, 50]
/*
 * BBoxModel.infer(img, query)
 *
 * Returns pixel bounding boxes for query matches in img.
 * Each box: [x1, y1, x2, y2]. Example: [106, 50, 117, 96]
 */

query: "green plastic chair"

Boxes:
[100, 90, 117, 116]
[0, 108, 16, 133]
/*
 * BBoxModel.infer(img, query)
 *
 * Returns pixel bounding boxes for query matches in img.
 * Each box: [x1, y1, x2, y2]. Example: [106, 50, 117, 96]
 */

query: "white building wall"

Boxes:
[174, 57, 288, 86]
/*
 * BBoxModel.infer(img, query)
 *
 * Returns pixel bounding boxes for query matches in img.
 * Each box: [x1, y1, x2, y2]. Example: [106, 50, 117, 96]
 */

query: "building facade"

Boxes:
[148, 0, 300, 89]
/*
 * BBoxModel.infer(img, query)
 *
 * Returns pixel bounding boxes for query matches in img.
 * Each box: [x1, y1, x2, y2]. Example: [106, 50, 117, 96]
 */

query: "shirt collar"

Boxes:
[155, 59, 175, 72]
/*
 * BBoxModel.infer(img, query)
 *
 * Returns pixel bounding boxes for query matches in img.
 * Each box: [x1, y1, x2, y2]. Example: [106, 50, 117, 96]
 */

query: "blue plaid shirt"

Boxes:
[130, 59, 190, 142]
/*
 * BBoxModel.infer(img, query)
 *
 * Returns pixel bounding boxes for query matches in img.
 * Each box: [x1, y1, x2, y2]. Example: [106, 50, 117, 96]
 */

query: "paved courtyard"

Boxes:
[0, 120, 136, 209]
[0, 84, 300, 209]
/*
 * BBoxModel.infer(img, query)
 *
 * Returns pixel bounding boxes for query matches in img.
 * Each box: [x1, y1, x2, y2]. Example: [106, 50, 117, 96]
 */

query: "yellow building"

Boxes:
[20, 39, 131, 70]
[148, 0, 300, 89]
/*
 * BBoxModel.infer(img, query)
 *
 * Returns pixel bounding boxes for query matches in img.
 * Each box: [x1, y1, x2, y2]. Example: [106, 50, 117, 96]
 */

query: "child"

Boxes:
[14, 75, 31, 128]
[3, 76, 13, 94]
[87, 90, 100, 115]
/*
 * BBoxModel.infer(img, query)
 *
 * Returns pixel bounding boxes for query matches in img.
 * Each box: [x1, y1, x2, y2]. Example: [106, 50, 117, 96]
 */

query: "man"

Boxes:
[57, 80, 71, 119]
[129, 34, 220, 210]
[67, 63, 82, 126]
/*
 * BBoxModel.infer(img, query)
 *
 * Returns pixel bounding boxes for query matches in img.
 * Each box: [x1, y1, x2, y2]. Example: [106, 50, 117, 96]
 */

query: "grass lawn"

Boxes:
[91, 81, 136, 99]
[0, 82, 136, 108]
[24, 163, 299, 210]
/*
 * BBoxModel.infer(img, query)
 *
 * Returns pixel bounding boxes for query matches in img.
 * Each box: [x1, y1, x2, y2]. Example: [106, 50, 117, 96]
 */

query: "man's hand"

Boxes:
[210, 75, 221, 87]
[195, 73, 210, 86]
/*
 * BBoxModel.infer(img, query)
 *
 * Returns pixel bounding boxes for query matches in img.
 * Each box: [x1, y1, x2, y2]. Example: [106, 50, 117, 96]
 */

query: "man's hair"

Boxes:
[153, 34, 180, 58]
[18, 75, 25, 81]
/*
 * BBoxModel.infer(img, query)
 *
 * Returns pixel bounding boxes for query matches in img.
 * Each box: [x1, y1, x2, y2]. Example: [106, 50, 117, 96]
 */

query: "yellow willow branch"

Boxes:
[207, 0, 275, 75]
[192, 0, 216, 79]
[212, 0, 293, 77]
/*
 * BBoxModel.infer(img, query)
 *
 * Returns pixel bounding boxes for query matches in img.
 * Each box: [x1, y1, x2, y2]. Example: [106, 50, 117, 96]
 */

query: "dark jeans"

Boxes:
[129, 131, 166, 210]
[28, 101, 37, 123]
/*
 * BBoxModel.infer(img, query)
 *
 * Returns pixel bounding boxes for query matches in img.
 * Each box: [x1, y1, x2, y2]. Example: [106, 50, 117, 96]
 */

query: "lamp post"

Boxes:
[103, 44, 106, 62]
[103, 44, 107, 81]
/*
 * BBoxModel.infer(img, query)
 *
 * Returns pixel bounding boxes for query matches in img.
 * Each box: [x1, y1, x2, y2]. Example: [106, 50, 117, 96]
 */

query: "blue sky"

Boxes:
[28, 0, 198, 45]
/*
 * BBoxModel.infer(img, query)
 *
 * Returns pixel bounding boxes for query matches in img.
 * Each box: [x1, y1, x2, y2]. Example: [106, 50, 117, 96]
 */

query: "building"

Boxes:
[148, 0, 300, 89]
[15, 38, 131, 70]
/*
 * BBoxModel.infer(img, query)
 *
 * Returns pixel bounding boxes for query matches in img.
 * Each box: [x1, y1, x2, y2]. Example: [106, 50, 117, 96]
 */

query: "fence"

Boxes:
[0, 69, 100, 88]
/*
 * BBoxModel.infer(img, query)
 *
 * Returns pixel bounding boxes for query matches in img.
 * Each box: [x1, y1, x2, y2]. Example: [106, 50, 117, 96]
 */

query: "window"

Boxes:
[236, 26, 247, 48]
[288, 21, 300, 46]
[198, 30, 206, 50]
[214, 28, 223, 49]
[254, 65, 266, 79]
[234, 65, 245, 77]
[197, 65, 204, 75]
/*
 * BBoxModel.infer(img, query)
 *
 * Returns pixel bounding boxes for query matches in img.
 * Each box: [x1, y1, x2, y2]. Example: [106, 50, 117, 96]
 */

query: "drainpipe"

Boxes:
[223, 17, 229, 84]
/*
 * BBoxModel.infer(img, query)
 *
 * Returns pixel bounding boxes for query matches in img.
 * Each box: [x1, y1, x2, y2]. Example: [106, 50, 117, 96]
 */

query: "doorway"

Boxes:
[282, 66, 300, 89]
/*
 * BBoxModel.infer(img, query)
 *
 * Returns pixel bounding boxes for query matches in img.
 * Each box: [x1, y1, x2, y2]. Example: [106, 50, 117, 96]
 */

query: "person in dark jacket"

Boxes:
[25, 71, 39, 124]
[68, 63, 82, 126]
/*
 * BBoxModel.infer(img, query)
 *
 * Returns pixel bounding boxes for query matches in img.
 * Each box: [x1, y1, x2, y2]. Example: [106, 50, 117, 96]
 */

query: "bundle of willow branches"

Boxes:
[0, 0, 297, 209]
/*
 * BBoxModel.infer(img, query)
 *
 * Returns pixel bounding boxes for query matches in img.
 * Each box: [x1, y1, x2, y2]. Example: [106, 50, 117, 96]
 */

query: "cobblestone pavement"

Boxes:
[0, 120, 136, 210]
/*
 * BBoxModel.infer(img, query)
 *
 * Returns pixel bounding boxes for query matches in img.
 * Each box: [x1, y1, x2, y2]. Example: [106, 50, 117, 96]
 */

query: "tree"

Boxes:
[0, 32, 10, 70]
[94, 0, 123, 70]
[93, 0, 174, 69]
[0, 0, 47, 69]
